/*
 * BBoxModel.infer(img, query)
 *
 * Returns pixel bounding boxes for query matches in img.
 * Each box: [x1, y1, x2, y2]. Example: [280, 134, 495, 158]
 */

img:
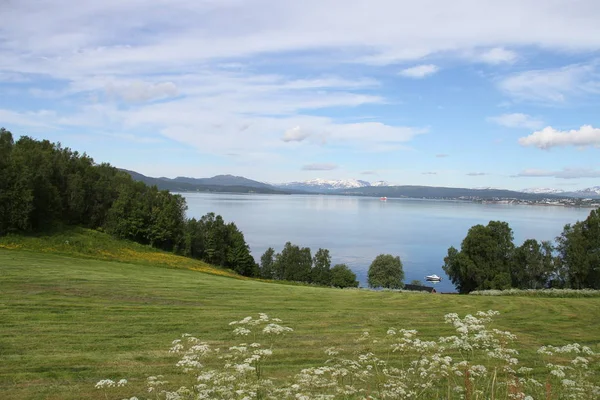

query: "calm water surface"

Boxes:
[182, 193, 593, 292]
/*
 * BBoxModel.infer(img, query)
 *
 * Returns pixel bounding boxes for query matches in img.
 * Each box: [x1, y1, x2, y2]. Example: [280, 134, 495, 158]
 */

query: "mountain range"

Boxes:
[121, 170, 290, 194]
[276, 178, 389, 192]
[521, 187, 600, 198]
[120, 170, 600, 200]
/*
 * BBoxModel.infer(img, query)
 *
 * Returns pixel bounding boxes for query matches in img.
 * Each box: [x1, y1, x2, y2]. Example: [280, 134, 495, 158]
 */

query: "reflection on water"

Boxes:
[181, 193, 593, 292]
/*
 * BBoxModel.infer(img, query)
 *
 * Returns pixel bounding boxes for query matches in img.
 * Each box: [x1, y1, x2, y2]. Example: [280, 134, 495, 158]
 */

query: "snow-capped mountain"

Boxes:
[521, 187, 600, 198]
[276, 178, 384, 192]
[521, 188, 566, 195]
[371, 180, 390, 187]
[574, 186, 600, 196]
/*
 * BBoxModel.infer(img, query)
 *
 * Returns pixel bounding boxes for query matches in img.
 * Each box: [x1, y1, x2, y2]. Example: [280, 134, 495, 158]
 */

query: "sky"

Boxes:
[1, 0, 600, 190]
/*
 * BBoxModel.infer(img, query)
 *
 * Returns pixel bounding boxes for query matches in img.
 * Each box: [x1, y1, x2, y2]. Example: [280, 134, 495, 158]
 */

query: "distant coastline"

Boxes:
[123, 169, 600, 207]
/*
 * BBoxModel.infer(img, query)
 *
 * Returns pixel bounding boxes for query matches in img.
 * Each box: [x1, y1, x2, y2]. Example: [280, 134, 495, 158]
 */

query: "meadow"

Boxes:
[1, 231, 600, 399]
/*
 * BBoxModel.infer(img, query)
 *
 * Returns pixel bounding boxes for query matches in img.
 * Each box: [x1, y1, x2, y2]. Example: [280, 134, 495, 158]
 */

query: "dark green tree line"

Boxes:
[259, 243, 358, 288]
[0, 128, 257, 277]
[443, 211, 600, 293]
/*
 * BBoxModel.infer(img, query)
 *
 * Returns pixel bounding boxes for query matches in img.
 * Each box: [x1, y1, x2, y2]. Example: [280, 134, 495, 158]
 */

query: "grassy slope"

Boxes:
[1, 231, 600, 399]
[0, 227, 243, 279]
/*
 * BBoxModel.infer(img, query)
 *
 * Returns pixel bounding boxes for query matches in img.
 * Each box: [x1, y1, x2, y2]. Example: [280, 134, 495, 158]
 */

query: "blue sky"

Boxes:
[1, 0, 600, 190]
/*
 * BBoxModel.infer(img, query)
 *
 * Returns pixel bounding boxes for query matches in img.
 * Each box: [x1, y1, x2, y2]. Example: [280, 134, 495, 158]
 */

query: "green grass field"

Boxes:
[1, 231, 600, 399]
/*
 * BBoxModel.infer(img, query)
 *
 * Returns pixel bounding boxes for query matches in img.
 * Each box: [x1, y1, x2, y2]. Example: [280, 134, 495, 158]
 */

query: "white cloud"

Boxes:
[399, 64, 439, 78]
[466, 172, 488, 176]
[282, 126, 310, 142]
[106, 81, 178, 102]
[0, 109, 56, 128]
[302, 163, 338, 171]
[477, 47, 517, 64]
[2, 0, 600, 183]
[422, 171, 437, 175]
[3, 0, 600, 78]
[518, 125, 600, 149]
[513, 168, 600, 179]
[488, 113, 544, 129]
[0, 72, 30, 83]
[498, 64, 599, 103]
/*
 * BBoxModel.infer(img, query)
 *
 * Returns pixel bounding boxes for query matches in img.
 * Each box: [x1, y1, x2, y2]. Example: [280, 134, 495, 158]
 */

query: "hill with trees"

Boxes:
[0, 128, 257, 277]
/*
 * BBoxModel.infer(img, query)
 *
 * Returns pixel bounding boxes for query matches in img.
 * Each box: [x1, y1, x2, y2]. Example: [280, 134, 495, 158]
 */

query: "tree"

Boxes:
[10, 136, 63, 230]
[443, 221, 515, 293]
[0, 128, 13, 169]
[259, 247, 275, 279]
[105, 181, 152, 244]
[0, 129, 30, 235]
[148, 191, 187, 251]
[368, 254, 404, 289]
[556, 209, 600, 289]
[410, 279, 424, 286]
[198, 213, 229, 266]
[511, 239, 555, 289]
[330, 264, 359, 288]
[225, 224, 257, 277]
[273, 242, 312, 282]
[311, 248, 332, 285]
[183, 218, 204, 259]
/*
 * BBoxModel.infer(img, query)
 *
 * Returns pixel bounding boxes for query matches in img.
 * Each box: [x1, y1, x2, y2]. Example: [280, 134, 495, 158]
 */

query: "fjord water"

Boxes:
[182, 193, 593, 292]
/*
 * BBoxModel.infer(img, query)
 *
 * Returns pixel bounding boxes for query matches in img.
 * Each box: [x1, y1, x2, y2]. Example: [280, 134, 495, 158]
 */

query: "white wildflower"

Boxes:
[95, 379, 115, 389]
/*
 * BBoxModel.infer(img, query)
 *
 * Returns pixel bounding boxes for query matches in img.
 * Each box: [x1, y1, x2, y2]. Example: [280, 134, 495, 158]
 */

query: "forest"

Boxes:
[0, 128, 256, 277]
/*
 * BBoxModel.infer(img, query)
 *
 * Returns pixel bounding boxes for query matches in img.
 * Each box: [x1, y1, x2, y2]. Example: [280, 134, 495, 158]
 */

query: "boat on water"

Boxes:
[425, 274, 442, 282]
[380, 197, 387, 201]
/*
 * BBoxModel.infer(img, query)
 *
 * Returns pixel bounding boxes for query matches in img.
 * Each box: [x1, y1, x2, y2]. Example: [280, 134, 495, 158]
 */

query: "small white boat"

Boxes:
[380, 197, 387, 201]
[425, 274, 442, 282]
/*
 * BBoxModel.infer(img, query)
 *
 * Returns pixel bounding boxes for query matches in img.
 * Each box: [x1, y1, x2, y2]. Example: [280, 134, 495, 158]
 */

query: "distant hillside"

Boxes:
[334, 185, 565, 201]
[121, 170, 582, 200]
[121, 170, 291, 194]
[169, 175, 274, 189]
[523, 186, 600, 199]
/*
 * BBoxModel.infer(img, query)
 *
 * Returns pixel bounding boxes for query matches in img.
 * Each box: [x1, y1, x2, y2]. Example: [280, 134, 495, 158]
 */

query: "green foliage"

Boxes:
[443, 221, 515, 293]
[367, 254, 404, 289]
[259, 247, 275, 279]
[226, 224, 258, 277]
[409, 279, 424, 286]
[311, 248, 332, 285]
[181, 213, 258, 277]
[330, 263, 359, 288]
[556, 209, 600, 289]
[512, 239, 555, 289]
[0, 129, 34, 234]
[265, 244, 356, 287]
[273, 242, 312, 282]
[446, 211, 600, 293]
